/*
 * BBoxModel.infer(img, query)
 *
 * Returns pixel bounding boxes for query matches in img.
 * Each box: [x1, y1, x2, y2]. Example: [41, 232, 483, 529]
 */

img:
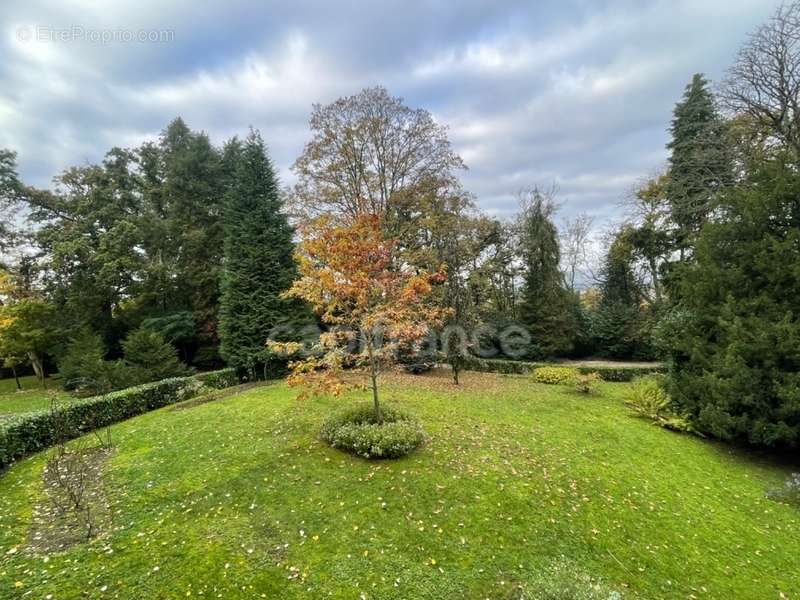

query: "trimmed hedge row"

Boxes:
[580, 365, 665, 382]
[194, 367, 239, 389]
[0, 370, 242, 470]
[461, 356, 538, 375]
[459, 356, 665, 382]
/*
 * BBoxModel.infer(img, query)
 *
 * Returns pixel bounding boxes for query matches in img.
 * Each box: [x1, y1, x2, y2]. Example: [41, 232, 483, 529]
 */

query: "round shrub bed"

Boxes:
[320, 404, 426, 459]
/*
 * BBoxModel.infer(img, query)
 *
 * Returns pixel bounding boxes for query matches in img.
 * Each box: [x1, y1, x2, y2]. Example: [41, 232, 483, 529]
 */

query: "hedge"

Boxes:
[0, 370, 242, 470]
[579, 365, 665, 382]
[459, 357, 665, 382]
[460, 356, 538, 375]
[194, 367, 240, 389]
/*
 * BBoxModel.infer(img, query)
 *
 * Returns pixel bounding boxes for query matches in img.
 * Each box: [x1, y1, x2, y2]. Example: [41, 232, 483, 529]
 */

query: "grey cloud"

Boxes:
[0, 0, 784, 227]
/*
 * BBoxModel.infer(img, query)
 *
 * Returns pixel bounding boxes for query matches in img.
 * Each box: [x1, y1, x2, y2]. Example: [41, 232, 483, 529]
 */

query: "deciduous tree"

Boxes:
[291, 86, 465, 223]
[272, 214, 446, 422]
[723, 2, 800, 158]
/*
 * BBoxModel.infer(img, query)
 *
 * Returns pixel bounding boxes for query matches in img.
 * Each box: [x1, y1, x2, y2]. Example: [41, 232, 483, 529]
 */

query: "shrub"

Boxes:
[194, 368, 240, 389]
[0, 370, 241, 470]
[533, 367, 578, 385]
[766, 473, 800, 507]
[625, 375, 693, 433]
[320, 404, 425, 459]
[58, 331, 133, 396]
[574, 372, 601, 395]
[516, 558, 623, 599]
[122, 328, 191, 383]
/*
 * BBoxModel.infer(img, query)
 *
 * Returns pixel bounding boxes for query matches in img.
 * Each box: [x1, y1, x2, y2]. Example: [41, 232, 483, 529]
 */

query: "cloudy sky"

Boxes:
[0, 0, 782, 222]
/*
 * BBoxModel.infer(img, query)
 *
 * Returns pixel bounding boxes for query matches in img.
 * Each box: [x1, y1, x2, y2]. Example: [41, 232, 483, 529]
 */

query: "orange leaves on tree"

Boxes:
[269, 214, 448, 407]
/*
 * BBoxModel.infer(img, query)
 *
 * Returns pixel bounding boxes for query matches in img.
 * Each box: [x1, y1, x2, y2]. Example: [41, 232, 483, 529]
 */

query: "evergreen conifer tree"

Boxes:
[219, 130, 307, 377]
[666, 74, 731, 256]
[517, 190, 576, 358]
[663, 157, 800, 447]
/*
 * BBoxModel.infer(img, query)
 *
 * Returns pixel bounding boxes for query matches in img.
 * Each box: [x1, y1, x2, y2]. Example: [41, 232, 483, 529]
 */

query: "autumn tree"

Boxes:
[723, 2, 800, 158]
[291, 86, 465, 224]
[272, 214, 446, 422]
[560, 212, 594, 291]
[0, 271, 59, 386]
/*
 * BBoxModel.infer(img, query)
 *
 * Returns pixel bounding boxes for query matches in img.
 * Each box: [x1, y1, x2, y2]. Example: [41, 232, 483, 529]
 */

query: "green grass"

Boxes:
[0, 376, 70, 419]
[0, 370, 798, 598]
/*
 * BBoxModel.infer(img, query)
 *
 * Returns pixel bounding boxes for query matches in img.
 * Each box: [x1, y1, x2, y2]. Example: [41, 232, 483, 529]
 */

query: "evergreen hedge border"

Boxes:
[459, 357, 665, 382]
[0, 368, 240, 470]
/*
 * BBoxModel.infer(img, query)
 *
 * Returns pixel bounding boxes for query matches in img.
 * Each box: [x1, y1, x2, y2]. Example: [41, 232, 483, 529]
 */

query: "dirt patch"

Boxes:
[170, 382, 265, 411]
[28, 447, 113, 553]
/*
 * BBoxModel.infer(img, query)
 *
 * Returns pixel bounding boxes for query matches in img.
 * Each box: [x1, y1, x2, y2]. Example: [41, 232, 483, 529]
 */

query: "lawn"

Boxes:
[0, 376, 69, 420]
[0, 369, 798, 598]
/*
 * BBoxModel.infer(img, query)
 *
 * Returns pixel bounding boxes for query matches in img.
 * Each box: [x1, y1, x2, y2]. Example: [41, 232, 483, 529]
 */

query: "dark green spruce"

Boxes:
[219, 130, 308, 378]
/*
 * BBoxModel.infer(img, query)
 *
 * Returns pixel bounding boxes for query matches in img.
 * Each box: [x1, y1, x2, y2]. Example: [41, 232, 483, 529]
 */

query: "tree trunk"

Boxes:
[365, 335, 382, 424]
[12, 365, 21, 390]
[649, 256, 661, 303]
[370, 367, 381, 424]
[452, 362, 460, 385]
[28, 351, 45, 387]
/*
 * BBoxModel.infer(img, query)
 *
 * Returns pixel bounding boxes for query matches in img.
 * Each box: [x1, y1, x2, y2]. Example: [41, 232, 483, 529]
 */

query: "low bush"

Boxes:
[625, 375, 693, 433]
[320, 403, 425, 459]
[573, 372, 601, 395]
[533, 367, 578, 385]
[0, 377, 197, 470]
[766, 473, 800, 507]
[194, 368, 240, 389]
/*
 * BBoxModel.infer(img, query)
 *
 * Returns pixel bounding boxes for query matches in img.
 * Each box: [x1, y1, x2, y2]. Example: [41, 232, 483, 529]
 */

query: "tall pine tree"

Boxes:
[517, 189, 576, 359]
[219, 130, 306, 377]
[666, 73, 731, 257]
